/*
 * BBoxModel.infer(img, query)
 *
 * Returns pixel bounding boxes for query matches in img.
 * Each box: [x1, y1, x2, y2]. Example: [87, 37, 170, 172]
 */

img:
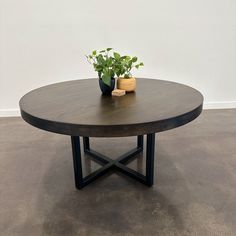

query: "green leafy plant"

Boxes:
[113, 53, 144, 78]
[86, 48, 115, 86]
[86, 48, 144, 86]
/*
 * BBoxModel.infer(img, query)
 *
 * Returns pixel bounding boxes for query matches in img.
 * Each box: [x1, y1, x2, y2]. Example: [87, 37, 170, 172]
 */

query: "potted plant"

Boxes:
[114, 53, 144, 92]
[86, 48, 144, 94]
[86, 48, 116, 95]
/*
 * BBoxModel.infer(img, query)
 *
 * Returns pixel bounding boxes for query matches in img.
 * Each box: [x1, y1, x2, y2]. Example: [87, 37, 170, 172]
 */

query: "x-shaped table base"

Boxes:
[71, 134, 155, 189]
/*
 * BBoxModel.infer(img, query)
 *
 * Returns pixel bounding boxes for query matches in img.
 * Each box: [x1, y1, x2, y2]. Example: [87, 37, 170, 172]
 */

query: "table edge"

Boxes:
[20, 103, 203, 137]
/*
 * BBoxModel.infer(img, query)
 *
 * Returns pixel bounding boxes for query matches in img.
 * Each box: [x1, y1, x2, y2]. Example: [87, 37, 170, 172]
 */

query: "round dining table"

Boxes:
[19, 78, 203, 189]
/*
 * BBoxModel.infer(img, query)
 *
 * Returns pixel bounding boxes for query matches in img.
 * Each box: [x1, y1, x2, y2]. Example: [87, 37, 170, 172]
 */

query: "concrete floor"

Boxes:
[0, 109, 236, 236]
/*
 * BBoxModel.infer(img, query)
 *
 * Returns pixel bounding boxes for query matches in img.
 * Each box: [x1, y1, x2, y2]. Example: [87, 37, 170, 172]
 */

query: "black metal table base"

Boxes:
[71, 134, 155, 189]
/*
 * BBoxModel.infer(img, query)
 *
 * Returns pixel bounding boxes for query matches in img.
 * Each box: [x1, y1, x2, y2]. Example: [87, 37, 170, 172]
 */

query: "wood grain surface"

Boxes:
[19, 78, 203, 137]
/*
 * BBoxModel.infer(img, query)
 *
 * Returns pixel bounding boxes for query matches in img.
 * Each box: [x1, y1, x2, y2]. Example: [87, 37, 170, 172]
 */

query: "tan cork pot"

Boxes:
[117, 77, 136, 92]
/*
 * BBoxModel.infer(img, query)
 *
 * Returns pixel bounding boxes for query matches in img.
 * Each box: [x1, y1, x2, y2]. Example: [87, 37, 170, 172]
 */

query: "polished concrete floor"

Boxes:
[0, 109, 236, 236]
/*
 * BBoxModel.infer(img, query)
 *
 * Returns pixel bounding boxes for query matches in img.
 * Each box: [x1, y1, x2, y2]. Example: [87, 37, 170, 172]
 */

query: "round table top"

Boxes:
[19, 78, 203, 137]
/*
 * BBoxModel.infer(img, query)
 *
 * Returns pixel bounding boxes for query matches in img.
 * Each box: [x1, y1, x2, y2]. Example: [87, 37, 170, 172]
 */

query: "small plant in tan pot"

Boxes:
[113, 53, 144, 92]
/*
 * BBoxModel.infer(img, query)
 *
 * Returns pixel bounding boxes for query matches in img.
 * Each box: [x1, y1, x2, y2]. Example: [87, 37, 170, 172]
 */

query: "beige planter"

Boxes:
[117, 77, 136, 92]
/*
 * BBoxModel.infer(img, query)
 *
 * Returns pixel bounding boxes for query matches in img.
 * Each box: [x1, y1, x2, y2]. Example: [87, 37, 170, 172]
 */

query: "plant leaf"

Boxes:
[107, 57, 113, 67]
[102, 73, 111, 86]
[97, 55, 105, 65]
[128, 61, 132, 68]
[114, 52, 121, 60]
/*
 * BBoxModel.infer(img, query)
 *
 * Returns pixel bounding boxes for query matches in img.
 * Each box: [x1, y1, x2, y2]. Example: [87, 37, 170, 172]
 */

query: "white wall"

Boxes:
[1, 0, 236, 116]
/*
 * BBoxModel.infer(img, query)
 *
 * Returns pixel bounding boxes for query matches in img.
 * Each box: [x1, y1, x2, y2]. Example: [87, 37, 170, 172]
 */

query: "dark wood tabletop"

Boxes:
[19, 78, 203, 137]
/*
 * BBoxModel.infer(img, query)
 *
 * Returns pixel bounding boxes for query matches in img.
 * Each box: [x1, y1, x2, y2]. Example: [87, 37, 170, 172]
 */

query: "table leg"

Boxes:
[137, 135, 144, 150]
[71, 136, 83, 189]
[83, 137, 90, 151]
[71, 134, 156, 189]
[146, 133, 155, 186]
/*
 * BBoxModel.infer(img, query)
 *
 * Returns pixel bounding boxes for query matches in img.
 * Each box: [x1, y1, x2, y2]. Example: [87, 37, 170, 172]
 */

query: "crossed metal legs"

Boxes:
[71, 134, 155, 189]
